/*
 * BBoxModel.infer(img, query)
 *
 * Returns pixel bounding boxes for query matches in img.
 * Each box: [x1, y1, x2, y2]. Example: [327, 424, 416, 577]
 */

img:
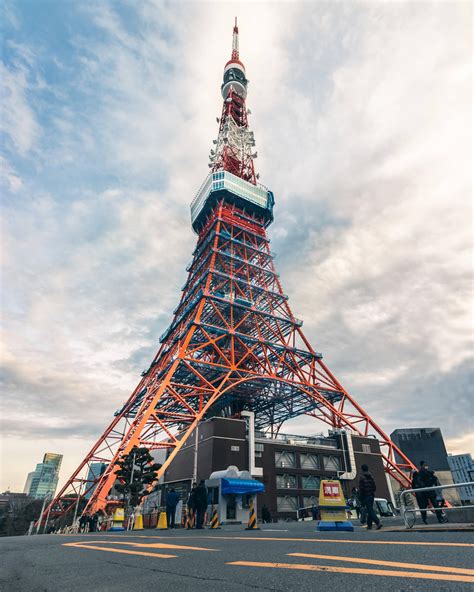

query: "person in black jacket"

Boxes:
[166, 488, 180, 529]
[415, 461, 444, 524]
[358, 464, 382, 530]
[194, 480, 208, 529]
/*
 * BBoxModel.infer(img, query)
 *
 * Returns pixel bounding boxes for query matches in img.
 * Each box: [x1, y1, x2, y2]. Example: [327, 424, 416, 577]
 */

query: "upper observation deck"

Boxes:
[191, 170, 275, 233]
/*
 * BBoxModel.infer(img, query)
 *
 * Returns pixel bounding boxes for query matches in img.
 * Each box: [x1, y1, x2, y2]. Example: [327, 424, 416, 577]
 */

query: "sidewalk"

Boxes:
[383, 522, 474, 533]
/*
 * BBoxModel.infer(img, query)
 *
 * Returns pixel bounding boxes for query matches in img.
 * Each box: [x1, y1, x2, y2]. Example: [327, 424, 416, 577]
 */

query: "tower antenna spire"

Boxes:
[232, 16, 239, 60]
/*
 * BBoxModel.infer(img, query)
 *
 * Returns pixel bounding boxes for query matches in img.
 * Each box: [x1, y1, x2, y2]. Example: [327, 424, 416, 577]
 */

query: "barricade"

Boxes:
[209, 506, 220, 529]
[109, 507, 125, 531]
[245, 498, 259, 530]
[317, 480, 353, 532]
[186, 509, 195, 529]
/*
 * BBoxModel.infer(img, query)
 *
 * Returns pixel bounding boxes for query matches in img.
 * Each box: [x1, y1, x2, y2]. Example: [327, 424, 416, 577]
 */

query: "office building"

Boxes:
[447, 454, 474, 504]
[26, 453, 63, 500]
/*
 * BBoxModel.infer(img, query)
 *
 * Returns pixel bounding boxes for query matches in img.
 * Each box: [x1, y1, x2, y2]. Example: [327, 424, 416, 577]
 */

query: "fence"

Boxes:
[400, 481, 474, 528]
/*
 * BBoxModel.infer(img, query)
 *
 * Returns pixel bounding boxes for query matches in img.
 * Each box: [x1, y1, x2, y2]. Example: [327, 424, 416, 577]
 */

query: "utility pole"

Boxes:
[36, 492, 52, 535]
[192, 424, 199, 485]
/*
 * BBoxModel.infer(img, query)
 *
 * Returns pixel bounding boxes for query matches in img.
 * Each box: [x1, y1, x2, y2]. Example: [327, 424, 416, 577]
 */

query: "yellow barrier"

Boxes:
[133, 513, 144, 530]
[156, 511, 168, 530]
[209, 507, 220, 529]
[246, 498, 259, 530]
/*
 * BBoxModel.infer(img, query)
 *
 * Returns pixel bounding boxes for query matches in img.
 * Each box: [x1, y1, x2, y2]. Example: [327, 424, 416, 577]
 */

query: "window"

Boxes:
[303, 495, 318, 508]
[276, 495, 298, 512]
[362, 444, 371, 453]
[275, 450, 296, 468]
[301, 475, 320, 490]
[276, 474, 297, 489]
[230, 445, 240, 452]
[255, 443, 264, 459]
[323, 455, 341, 471]
[300, 453, 319, 469]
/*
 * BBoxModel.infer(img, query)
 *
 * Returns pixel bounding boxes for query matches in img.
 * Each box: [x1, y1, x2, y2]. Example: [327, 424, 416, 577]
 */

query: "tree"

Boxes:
[114, 447, 161, 510]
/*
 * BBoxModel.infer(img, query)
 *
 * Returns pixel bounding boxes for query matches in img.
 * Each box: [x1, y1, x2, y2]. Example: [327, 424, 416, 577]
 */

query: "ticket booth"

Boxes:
[205, 466, 265, 524]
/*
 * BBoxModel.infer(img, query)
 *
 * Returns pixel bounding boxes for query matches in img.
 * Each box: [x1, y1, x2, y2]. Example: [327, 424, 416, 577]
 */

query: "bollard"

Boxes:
[156, 511, 168, 530]
[246, 498, 259, 530]
[209, 506, 220, 529]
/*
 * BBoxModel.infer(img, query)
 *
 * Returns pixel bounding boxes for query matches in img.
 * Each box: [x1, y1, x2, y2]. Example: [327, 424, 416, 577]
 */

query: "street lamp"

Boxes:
[36, 492, 52, 535]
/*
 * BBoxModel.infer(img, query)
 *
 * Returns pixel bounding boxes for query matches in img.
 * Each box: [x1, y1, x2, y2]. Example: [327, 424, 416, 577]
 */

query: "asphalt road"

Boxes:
[1, 521, 473, 591]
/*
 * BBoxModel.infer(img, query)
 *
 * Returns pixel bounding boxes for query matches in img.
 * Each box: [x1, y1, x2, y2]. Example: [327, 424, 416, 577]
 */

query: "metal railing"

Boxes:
[400, 481, 474, 528]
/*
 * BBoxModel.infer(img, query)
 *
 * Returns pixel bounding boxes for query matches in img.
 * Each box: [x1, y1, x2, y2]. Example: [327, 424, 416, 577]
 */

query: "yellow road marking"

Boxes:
[115, 534, 474, 548]
[63, 542, 176, 558]
[289, 553, 474, 576]
[81, 540, 217, 551]
[228, 561, 474, 584]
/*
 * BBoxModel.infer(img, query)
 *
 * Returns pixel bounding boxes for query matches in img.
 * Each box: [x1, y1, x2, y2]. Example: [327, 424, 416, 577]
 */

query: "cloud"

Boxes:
[1, 1, 472, 491]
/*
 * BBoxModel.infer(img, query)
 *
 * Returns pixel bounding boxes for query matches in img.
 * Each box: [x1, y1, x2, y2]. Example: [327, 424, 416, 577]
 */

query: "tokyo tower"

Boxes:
[44, 19, 415, 521]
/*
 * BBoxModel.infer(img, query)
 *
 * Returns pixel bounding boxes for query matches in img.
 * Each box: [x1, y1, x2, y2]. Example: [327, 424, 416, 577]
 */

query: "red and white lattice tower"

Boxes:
[42, 19, 415, 523]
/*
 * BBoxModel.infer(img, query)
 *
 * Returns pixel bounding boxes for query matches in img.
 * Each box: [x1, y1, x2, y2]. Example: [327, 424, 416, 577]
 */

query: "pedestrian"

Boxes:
[358, 464, 383, 530]
[187, 485, 197, 528]
[414, 461, 444, 524]
[261, 504, 271, 524]
[311, 505, 318, 521]
[78, 514, 87, 533]
[350, 487, 361, 519]
[166, 488, 180, 529]
[91, 512, 99, 532]
[194, 480, 208, 529]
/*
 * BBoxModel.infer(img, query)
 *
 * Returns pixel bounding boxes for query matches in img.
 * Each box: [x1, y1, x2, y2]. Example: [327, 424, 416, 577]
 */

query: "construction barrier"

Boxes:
[245, 497, 259, 530]
[109, 507, 125, 531]
[156, 511, 168, 530]
[317, 479, 353, 532]
[209, 506, 220, 529]
[186, 509, 195, 529]
[133, 513, 144, 530]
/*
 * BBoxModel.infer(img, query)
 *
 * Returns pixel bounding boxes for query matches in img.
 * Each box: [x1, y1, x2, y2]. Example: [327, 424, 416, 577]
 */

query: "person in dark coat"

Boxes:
[166, 488, 180, 529]
[358, 464, 382, 530]
[194, 480, 208, 529]
[414, 461, 444, 524]
[78, 514, 87, 533]
[261, 505, 271, 524]
[187, 485, 197, 528]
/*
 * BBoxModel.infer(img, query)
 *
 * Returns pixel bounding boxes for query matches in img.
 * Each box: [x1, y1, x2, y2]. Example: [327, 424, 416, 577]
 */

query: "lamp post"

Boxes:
[36, 492, 52, 535]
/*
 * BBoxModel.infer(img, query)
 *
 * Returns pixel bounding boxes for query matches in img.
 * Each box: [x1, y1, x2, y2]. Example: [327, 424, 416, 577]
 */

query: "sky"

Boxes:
[0, 0, 472, 492]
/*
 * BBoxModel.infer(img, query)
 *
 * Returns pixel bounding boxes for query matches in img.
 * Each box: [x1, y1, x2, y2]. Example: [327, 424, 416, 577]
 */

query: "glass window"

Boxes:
[303, 495, 318, 508]
[276, 474, 297, 489]
[255, 443, 264, 459]
[275, 450, 296, 468]
[362, 444, 371, 453]
[276, 495, 298, 512]
[300, 453, 319, 469]
[301, 475, 320, 490]
[323, 455, 341, 471]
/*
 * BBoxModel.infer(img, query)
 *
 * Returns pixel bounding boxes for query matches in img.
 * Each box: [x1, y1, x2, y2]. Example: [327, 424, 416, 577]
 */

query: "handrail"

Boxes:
[400, 481, 474, 529]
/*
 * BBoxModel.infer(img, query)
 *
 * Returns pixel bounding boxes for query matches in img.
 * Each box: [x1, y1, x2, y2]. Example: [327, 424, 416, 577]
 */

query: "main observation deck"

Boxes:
[191, 170, 275, 233]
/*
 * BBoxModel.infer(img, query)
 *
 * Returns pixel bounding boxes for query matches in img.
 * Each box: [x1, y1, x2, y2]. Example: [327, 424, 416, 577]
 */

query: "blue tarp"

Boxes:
[221, 478, 265, 495]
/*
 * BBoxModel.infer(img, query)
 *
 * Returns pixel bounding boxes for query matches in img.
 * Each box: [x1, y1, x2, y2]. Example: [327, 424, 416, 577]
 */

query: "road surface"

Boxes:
[1, 521, 473, 591]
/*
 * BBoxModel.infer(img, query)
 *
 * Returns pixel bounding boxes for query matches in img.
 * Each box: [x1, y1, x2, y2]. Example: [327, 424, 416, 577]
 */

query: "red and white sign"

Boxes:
[323, 483, 340, 498]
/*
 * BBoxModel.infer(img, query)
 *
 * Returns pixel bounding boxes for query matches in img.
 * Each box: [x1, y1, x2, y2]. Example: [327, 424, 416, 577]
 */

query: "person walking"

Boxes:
[350, 487, 361, 519]
[187, 485, 197, 528]
[261, 504, 271, 524]
[194, 480, 208, 529]
[358, 464, 382, 530]
[166, 488, 180, 529]
[415, 461, 444, 524]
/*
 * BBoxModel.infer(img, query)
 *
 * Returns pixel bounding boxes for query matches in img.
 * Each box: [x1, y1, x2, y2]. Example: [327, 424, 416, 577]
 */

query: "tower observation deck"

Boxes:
[41, 18, 417, 526]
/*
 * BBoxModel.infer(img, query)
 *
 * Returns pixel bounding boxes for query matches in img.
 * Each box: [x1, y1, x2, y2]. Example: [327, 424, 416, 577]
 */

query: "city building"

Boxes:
[23, 472, 35, 495]
[447, 454, 474, 504]
[151, 415, 390, 522]
[26, 453, 63, 500]
[84, 463, 106, 499]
